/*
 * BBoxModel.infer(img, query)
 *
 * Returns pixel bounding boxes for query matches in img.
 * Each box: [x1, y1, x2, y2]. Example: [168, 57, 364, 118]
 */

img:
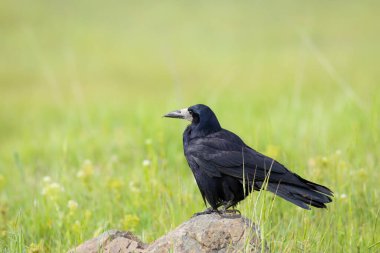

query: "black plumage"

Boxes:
[164, 104, 333, 214]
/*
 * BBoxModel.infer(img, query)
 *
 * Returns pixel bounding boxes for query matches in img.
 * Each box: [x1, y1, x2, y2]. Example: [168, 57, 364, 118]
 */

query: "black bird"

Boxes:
[164, 104, 333, 215]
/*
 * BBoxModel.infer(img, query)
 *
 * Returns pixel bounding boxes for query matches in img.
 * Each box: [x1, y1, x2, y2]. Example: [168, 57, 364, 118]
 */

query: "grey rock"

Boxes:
[146, 213, 262, 253]
[68, 230, 146, 253]
[68, 213, 264, 253]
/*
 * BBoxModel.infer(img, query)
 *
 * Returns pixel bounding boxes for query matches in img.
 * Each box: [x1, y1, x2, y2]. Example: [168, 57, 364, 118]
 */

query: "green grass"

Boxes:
[0, 1, 379, 252]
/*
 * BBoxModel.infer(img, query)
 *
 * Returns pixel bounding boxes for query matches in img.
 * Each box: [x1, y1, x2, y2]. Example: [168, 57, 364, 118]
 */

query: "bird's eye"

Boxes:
[188, 109, 194, 115]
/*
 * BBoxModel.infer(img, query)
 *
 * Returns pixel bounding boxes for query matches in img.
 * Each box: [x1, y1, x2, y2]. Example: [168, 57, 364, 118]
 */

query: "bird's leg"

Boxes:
[192, 207, 218, 217]
[219, 201, 241, 215]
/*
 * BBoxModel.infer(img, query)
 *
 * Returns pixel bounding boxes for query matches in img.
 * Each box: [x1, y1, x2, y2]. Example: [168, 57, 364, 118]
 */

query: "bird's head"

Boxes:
[164, 104, 221, 136]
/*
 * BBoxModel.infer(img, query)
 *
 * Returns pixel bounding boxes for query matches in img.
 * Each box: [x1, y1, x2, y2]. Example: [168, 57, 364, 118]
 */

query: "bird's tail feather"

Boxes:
[262, 177, 333, 210]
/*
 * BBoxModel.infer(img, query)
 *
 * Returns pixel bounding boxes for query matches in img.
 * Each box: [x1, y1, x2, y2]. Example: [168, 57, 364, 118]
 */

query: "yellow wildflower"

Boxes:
[129, 181, 141, 193]
[0, 230, 6, 238]
[27, 240, 45, 253]
[357, 168, 368, 179]
[321, 156, 329, 166]
[77, 160, 94, 182]
[84, 210, 92, 220]
[107, 178, 124, 191]
[121, 214, 140, 231]
[67, 200, 78, 214]
[47, 219, 53, 228]
[71, 220, 81, 234]
[41, 181, 64, 201]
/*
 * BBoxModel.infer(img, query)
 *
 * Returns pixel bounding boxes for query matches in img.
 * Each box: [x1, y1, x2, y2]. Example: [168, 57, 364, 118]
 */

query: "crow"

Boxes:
[164, 104, 333, 215]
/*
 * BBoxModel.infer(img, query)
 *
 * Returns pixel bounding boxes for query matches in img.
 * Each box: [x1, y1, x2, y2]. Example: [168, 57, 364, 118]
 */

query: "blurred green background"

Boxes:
[0, 1, 379, 252]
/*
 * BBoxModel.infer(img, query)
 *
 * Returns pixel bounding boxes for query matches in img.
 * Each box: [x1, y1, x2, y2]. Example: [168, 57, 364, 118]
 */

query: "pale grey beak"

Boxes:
[164, 108, 192, 121]
[164, 110, 184, 119]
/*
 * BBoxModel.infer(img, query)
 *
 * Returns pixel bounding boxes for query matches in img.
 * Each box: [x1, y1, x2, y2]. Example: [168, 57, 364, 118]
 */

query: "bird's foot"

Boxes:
[192, 207, 217, 217]
[221, 209, 241, 215]
[218, 207, 241, 218]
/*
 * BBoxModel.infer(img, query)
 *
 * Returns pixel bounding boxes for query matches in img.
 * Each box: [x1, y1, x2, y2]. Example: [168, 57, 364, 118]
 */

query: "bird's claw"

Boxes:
[221, 209, 241, 215]
[218, 207, 241, 218]
[192, 206, 241, 218]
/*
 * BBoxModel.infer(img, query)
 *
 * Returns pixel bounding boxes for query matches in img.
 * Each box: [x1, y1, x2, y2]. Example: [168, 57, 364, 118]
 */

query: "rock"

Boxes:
[68, 230, 146, 253]
[68, 213, 264, 253]
[147, 213, 262, 253]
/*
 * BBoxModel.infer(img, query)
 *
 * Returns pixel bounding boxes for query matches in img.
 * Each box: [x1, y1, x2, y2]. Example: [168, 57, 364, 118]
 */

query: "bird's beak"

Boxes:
[164, 108, 192, 121]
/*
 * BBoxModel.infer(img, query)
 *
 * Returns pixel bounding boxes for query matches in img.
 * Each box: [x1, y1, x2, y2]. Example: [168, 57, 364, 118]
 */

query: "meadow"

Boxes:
[0, 1, 379, 252]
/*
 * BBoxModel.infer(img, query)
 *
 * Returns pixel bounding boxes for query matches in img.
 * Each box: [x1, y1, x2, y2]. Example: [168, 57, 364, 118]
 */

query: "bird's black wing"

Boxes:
[186, 129, 289, 183]
[187, 129, 332, 196]
[186, 130, 333, 209]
